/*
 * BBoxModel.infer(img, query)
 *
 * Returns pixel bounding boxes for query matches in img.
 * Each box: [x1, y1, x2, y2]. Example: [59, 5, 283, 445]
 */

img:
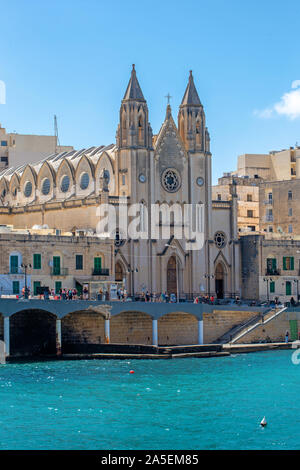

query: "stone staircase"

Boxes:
[229, 306, 287, 344]
[215, 308, 271, 344]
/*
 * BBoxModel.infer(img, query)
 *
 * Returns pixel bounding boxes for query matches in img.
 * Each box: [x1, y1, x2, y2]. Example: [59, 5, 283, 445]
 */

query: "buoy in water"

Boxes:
[129, 370, 135, 374]
[260, 416, 267, 427]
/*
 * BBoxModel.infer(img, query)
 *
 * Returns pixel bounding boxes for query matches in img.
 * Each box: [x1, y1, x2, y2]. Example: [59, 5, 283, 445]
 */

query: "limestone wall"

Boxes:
[203, 310, 258, 343]
[62, 311, 105, 346]
[110, 312, 153, 344]
[158, 312, 198, 345]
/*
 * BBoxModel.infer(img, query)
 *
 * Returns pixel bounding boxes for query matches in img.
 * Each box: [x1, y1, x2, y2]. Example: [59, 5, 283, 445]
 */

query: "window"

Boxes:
[33, 253, 41, 269]
[53, 256, 61, 275]
[76, 254, 83, 270]
[94, 257, 102, 274]
[288, 190, 293, 200]
[283, 256, 294, 270]
[24, 181, 32, 197]
[12, 281, 20, 295]
[247, 194, 252, 202]
[268, 192, 273, 203]
[268, 226, 273, 232]
[80, 173, 89, 190]
[247, 210, 253, 218]
[270, 281, 275, 293]
[41, 178, 51, 195]
[266, 208, 273, 221]
[1, 141, 7, 146]
[288, 224, 293, 233]
[267, 258, 277, 272]
[217, 194, 222, 201]
[10, 255, 19, 274]
[0, 156, 8, 163]
[286, 281, 292, 296]
[33, 281, 41, 296]
[60, 175, 70, 193]
[289, 208, 293, 216]
[122, 175, 126, 186]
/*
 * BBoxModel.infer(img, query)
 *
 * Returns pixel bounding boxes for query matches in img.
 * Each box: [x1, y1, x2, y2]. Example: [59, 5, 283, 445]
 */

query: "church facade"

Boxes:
[0, 66, 240, 299]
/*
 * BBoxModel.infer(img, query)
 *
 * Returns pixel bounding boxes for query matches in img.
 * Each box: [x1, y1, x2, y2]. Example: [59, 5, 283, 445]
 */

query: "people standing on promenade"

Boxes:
[285, 330, 289, 343]
[83, 286, 89, 300]
[146, 290, 150, 302]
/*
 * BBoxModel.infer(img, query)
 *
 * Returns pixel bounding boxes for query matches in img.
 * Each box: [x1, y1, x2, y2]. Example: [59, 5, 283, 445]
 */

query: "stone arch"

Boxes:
[61, 309, 105, 353]
[75, 154, 95, 195]
[95, 152, 115, 195]
[36, 161, 56, 201]
[158, 311, 198, 345]
[0, 177, 9, 202]
[10, 309, 57, 356]
[110, 311, 153, 344]
[8, 173, 20, 202]
[19, 165, 37, 203]
[56, 158, 75, 197]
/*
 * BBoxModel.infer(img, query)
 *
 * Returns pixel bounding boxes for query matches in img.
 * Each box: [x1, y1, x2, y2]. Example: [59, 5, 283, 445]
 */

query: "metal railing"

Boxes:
[92, 268, 109, 276]
[265, 268, 281, 276]
[50, 267, 69, 276]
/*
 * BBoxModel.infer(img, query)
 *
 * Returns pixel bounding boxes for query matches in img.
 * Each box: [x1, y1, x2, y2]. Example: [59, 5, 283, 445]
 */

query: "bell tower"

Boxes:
[116, 64, 152, 149]
[178, 71, 210, 154]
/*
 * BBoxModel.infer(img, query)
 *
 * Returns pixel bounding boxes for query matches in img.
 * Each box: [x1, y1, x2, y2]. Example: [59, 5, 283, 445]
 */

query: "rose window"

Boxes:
[162, 169, 180, 193]
[214, 231, 226, 249]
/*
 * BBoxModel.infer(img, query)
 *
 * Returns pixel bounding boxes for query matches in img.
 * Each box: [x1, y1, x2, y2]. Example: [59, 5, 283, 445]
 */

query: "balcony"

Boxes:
[263, 199, 273, 205]
[92, 268, 109, 276]
[265, 268, 281, 276]
[50, 267, 69, 276]
[264, 215, 273, 222]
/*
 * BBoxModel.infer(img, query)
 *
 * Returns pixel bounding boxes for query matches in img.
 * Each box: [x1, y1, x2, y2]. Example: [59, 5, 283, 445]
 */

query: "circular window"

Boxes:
[41, 178, 51, 195]
[139, 174, 146, 183]
[80, 172, 89, 190]
[161, 168, 181, 193]
[24, 181, 32, 198]
[196, 176, 204, 187]
[214, 231, 226, 249]
[60, 175, 70, 193]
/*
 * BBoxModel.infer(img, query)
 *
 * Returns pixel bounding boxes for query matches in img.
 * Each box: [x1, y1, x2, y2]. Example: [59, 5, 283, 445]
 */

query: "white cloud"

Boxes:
[254, 81, 300, 120]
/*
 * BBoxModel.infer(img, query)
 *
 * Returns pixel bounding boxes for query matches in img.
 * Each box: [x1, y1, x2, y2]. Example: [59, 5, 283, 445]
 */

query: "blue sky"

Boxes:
[1, 0, 300, 183]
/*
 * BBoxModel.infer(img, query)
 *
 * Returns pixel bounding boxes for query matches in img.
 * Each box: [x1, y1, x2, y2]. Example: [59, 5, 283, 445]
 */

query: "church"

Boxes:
[0, 66, 240, 299]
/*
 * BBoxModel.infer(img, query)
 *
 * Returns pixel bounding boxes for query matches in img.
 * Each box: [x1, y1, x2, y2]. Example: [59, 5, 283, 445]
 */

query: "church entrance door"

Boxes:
[167, 256, 177, 295]
[215, 263, 225, 299]
[115, 262, 124, 282]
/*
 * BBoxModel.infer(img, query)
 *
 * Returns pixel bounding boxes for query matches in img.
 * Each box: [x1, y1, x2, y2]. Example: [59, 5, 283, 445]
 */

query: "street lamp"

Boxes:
[263, 277, 272, 303]
[293, 279, 299, 304]
[21, 263, 32, 299]
[204, 273, 215, 298]
[127, 267, 138, 299]
[165, 243, 179, 303]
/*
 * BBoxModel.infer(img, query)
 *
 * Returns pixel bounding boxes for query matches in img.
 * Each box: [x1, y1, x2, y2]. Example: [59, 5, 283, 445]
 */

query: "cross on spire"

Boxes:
[165, 93, 172, 104]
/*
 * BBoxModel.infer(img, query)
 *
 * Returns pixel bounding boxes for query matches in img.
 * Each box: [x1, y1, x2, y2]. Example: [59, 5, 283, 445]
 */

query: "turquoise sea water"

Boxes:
[0, 350, 299, 450]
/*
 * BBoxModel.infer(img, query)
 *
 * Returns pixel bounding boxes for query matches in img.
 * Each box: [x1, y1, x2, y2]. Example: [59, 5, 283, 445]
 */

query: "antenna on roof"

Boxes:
[54, 115, 60, 155]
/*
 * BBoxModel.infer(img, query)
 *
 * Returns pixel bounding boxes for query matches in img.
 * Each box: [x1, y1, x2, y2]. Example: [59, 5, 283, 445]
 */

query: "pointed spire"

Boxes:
[181, 70, 201, 106]
[123, 64, 145, 101]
